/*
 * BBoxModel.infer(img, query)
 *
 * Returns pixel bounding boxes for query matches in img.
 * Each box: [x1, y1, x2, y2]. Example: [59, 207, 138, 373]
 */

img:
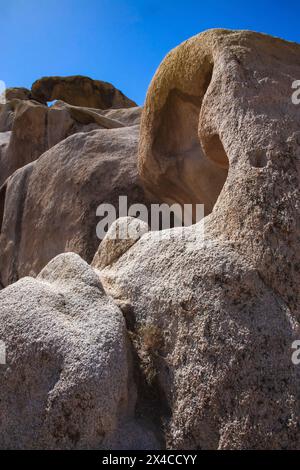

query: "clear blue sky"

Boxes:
[1, 0, 299, 105]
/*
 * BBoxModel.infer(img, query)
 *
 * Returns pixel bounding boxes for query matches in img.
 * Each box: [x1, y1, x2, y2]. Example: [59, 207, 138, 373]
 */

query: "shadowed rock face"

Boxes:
[0, 77, 139, 187]
[98, 29, 300, 449]
[31, 75, 137, 109]
[137, 27, 300, 313]
[0, 101, 15, 132]
[0, 73, 143, 287]
[0, 100, 74, 186]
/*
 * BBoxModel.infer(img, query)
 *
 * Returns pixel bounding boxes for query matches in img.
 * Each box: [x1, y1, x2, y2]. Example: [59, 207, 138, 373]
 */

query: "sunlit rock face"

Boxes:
[0, 75, 138, 187]
[99, 29, 300, 449]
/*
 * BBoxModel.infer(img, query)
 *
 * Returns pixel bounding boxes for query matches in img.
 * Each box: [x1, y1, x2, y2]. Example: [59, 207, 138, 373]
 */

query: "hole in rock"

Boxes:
[151, 67, 229, 220]
[47, 100, 58, 107]
[249, 150, 268, 168]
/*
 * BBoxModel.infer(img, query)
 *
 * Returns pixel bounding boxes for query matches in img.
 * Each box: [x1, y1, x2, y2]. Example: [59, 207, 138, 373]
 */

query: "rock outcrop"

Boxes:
[0, 132, 11, 178]
[0, 100, 73, 186]
[0, 252, 157, 449]
[0, 125, 148, 286]
[0, 29, 300, 450]
[0, 101, 15, 132]
[0, 98, 140, 187]
[31, 75, 137, 108]
[98, 29, 300, 449]
[4, 87, 32, 101]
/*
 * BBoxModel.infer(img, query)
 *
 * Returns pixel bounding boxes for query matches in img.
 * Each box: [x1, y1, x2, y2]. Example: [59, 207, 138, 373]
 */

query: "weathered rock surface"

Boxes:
[0, 252, 157, 449]
[0, 125, 148, 286]
[0, 101, 59, 185]
[100, 106, 142, 127]
[31, 75, 137, 109]
[0, 99, 141, 186]
[1, 28, 300, 450]
[51, 100, 142, 127]
[0, 101, 15, 132]
[4, 87, 32, 101]
[98, 29, 300, 449]
[0, 131, 11, 175]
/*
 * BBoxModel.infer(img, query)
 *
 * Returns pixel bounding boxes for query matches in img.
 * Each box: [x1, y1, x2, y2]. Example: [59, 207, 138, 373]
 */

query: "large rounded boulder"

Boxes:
[0, 253, 157, 449]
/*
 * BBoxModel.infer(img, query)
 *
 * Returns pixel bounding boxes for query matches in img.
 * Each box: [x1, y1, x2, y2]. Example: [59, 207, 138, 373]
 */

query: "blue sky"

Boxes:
[0, 0, 299, 105]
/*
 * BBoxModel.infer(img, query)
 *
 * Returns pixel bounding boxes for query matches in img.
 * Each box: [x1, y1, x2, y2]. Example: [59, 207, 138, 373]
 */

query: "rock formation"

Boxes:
[0, 96, 140, 187]
[4, 87, 32, 101]
[0, 253, 158, 449]
[0, 75, 145, 286]
[0, 124, 148, 286]
[0, 101, 15, 132]
[0, 29, 300, 450]
[31, 75, 137, 108]
[92, 217, 149, 270]
[98, 29, 300, 449]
